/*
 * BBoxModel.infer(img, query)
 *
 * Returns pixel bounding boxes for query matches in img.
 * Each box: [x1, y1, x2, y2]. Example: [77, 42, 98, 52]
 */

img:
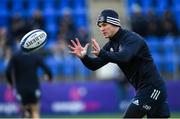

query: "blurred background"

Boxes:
[0, 0, 180, 118]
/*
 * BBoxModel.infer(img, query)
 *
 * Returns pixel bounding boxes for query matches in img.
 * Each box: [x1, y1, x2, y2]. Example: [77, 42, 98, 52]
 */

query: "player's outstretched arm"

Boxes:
[69, 38, 108, 71]
[68, 38, 89, 59]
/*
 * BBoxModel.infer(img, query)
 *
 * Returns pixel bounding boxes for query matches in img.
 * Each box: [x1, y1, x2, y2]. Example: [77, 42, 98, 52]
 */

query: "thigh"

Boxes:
[17, 89, 41, 105]
[123, 101, 146, 118]
[137, 87, 170, 118]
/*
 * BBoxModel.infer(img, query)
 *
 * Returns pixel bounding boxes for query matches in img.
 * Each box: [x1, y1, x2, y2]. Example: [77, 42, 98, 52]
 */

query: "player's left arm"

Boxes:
[5, 58, 14, 87]
[97, 38, 143, 64]
[37, 56, 53, 81]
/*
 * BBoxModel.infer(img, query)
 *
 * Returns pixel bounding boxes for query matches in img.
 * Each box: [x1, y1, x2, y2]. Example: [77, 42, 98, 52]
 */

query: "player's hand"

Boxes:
[91, 38, 101, 56]
[68, 38, 89, 59]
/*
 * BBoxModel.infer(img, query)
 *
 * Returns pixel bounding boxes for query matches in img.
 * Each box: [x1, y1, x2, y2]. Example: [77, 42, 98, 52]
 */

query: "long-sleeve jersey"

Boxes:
[6, 50, 52, 92]
[81, 28, 165, 90]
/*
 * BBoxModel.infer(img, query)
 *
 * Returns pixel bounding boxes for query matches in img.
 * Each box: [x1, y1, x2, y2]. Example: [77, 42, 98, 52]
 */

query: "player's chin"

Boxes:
[103, 35, 109, 39]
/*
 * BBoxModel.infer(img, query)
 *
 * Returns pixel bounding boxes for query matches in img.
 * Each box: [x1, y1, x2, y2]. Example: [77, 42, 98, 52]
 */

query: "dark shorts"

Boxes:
[123, 84, 170, 118]
[16, 89, 41, 105]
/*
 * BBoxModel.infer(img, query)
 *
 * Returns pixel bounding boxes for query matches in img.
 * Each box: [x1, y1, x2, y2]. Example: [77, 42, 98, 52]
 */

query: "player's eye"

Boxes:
[101, 23, 107, 26]
[98, 22, 107, 28]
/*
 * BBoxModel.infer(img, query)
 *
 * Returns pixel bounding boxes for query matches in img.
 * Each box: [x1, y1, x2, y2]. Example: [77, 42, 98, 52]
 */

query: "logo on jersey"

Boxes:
[119, 44, 122, 52]
[132, 99, 139, 106]
[143, 104, 151, 111]
[150, 89, 161, 100]
[110, 47, 114, 52]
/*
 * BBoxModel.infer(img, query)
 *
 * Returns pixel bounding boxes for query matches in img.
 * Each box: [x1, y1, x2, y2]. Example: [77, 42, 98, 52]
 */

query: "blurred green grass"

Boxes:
[42, 112, 180, 118]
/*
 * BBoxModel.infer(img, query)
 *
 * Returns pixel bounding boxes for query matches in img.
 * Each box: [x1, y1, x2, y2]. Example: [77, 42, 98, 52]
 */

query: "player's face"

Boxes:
[98, 22, 117, 39]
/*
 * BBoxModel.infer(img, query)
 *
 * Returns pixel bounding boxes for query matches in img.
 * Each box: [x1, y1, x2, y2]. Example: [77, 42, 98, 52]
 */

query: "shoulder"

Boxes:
[11, 50, 21, 59]
[29, 52, 44, 61]
[125, 29, 144, 40]
[124, 29, 146, 45]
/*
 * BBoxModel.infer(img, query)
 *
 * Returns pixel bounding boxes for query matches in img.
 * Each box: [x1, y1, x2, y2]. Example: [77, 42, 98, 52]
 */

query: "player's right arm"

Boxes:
[81, 55, 108, 71]
[68, 38, 108, 71]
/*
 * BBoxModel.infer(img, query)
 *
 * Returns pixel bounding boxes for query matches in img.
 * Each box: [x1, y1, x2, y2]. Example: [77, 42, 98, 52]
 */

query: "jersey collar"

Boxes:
[109, 28, 124, 42]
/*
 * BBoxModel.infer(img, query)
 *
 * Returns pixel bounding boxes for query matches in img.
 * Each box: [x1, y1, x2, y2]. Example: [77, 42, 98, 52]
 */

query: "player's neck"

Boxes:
[111, 27, 120, 38]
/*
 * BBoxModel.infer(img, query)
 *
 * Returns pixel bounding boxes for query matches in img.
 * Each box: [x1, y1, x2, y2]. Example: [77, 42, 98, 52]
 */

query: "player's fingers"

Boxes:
[75, 38, 81, 46]
[92, 38, 97, 44]
[84, 43, 89, 49]
[71, 40, 77, 47]
[91, 50, 95, 53]
[91, 51, 95, 54]
[92, 44, 97, 51]
[91, 50, 98, 54]
[68, 45, 75, 50]
[94, 41, 100, 49]
[69, 51, 75, 54]
[92, 39, 99, 49]
[92, 43, 98, 51]
[92, 38, 97, 41]
[92, 40, 97, 49]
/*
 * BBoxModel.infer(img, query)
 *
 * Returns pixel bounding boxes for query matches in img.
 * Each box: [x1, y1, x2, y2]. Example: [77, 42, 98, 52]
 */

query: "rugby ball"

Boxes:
[20, 29, 47, 53]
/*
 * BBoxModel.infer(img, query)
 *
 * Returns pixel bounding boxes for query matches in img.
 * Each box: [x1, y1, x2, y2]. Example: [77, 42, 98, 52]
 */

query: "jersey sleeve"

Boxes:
[37, 56, 53, 80]
[81, 55, 108, 71]
[5, 57, 14, 87]
[98, 37, 142, 64]
[80, 43, 110, 71]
